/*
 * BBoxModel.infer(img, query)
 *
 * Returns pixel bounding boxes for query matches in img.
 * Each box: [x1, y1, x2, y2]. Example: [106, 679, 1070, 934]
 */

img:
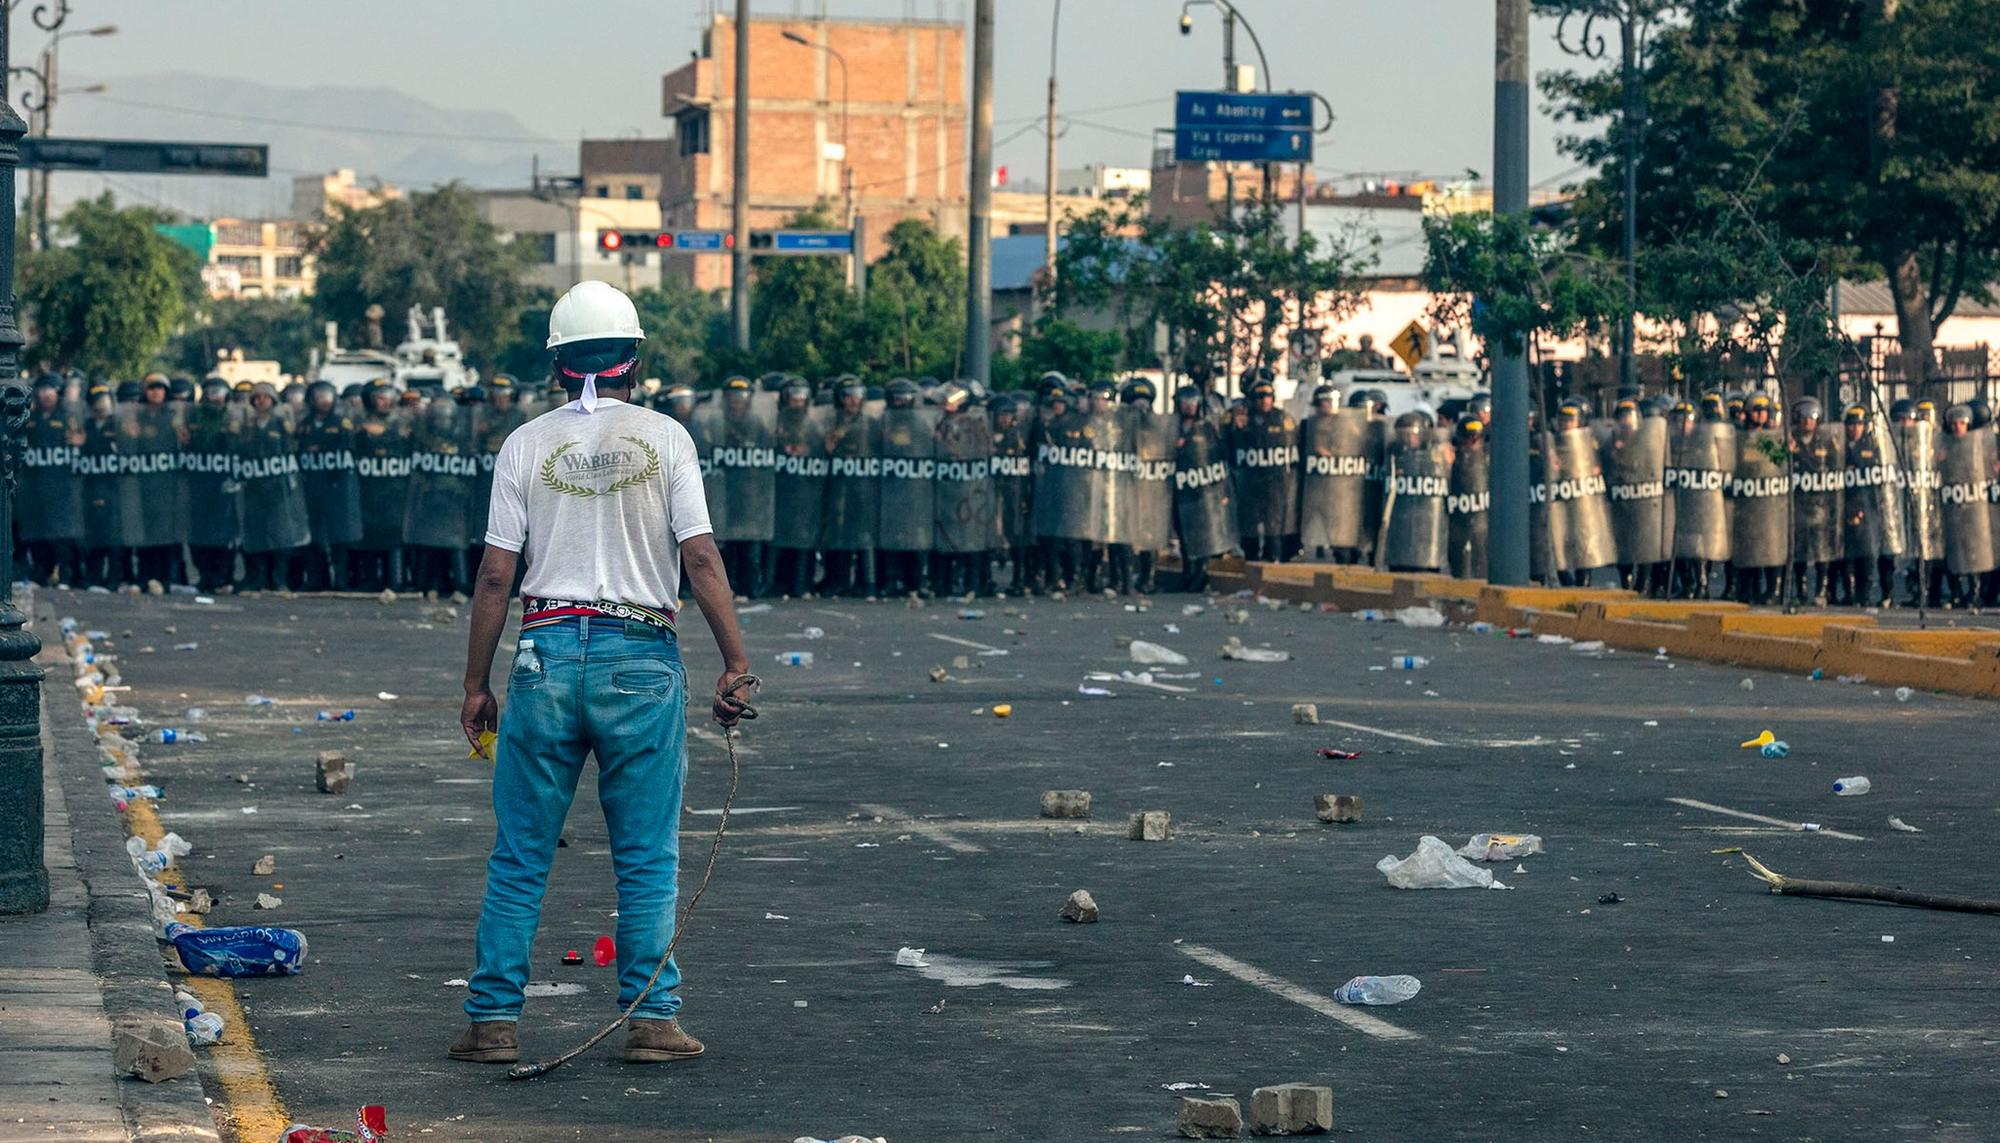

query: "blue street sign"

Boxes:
[1172, 90, 1315, 164]
[771, 230, 854, 253]
[674, 230, 726, 251]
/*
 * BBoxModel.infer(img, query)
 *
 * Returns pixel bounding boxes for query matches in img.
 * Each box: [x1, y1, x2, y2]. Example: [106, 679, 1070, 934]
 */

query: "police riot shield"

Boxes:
[1172, 418, 1237, 560]
[470, 404, 527, 543]
[352, 411, 413, 551]
[404, 402, 477, 550]
[1606, 415, 1670, 567]
[18, 401, 80, 542]
[1298, 411, 1370, 551]
[1671, 420, 1734, 561]
[991, 417, 1034, 547]
[182, 403, 241, 548]
[1033, 408, 1106, 542]
[1529, 434, 1567, 581]
[704, 394, 779, 544]
[1096, 406, 1136, 546]
[1897, 420, 1945, 562]
[772, 403, 828, 552]
[877, 405, 939, 552]
[1844, 423, 1906, 559]
[1448, 443, 1490, 579]
[1552, 426, 1616, 572]
[933, 409, 996, 553]
[1361, 417, 1389, 559]
[1121, 408, 1176, 554]
[1940, 428, 1995, 576]
[1729, 428, 1789, 570]
[234, 409, 310, 554]
[123, 403, 187, 549]
[78, 412, 142, 550]
[820, 409, 879, 551]
[1380, 440, 1450, 571]
[1229, 409, 1300, 550]
[296, 409, 362, 547]
[1789, 425, 1844, 564]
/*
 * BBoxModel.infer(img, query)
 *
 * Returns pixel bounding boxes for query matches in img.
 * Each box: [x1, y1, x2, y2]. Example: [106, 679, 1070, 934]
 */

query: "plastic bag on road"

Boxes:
[1457, 833, 1543, 862]
[1394, 606, 1446, 628]
[1220, 636, 1291, 663]
[1129, 639, 1190, 666]
[1377, 836, 1495, 889]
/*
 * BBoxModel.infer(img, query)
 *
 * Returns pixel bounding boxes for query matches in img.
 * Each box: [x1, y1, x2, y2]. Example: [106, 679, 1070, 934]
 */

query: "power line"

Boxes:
[73, 93, 560, 145]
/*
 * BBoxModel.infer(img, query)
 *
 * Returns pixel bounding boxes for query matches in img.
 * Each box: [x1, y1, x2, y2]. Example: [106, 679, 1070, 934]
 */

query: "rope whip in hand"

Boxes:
[508, 673, 761, 1080]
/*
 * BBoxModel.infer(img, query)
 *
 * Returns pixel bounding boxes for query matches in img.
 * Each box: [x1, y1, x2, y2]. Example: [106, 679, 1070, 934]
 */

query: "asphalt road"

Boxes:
[40, 584, 2000, 1142]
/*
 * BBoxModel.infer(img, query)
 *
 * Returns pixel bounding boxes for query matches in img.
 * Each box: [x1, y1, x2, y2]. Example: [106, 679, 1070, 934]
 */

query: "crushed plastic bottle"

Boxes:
[1353, 609, 1386, 622]
[243, 694, 276, 707]
[185, 1011, 225, 1046]
[126, 833, 191, 877]
[1759, 740, 1791, 759]
[315, 709, 357, 722]
[279, 1107, 388, 1143]
[802, 626, 826, 640]
[107, 784, 163, 805]
[1334, 975, 1422, 1005]
[774, 651, 815, 667]
[173, 988, 205, 1020]
[1129, 640, 1190, 666]
[1832, 776, 1872, 796]
[163, 922, 308, 977]
[147, 728, 207, 745]
[1394, 606, 1446, 628]
[1389, 655, 1430, 670]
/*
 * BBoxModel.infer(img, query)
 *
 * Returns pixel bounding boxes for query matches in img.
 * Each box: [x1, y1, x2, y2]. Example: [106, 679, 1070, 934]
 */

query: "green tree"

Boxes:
[20, 193, 203, 377]
[852, 218, 965, 377]
[1541, 0, 2000, 366]
[630, 283, 727, 386]
[745, 208, 856, 377]
[1014, 316, 1123, 384]
[165, 295, 319, 377]
[309, 184, 530, 362]
[1420, 211, 1629, 356]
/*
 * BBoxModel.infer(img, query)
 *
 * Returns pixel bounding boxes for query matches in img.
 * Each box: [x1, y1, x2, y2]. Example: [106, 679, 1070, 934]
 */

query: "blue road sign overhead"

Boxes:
[1172, 90, 1315, 164]
[674, 231, 726, 251]
[771, 230, 853, 253]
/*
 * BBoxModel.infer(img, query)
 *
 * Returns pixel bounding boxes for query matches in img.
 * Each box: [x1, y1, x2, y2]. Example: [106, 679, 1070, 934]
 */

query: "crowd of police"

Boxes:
[14, 367, 1996, 609]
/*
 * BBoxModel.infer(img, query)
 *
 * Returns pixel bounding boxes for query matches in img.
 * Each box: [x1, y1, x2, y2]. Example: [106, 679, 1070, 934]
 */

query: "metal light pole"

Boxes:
[1180, 0, 1271, 394]
[1488, 0, 1533, 587]
[8, 16, 115, 252]
[964, 0, 993, 384]
[781, 30, 849, 224]
[730, 0, 751, 353]
[0, 3, 49, 916]
[1041, 0, 1061, 312]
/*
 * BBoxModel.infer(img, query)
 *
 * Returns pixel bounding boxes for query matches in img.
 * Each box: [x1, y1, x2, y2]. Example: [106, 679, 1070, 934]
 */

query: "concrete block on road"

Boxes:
[1059, 889, 1098, 923]
[1128, 810, 1172, 841]
[1178, 1095, 1245, 1138]
[1313, 794, 1361, 824]
[1041, 789, 1092, 819]
[251, 854, 276, 876]
[1291, 703, 1319, 725]
[315, 750, 355, 794]
[112, 1017, 195, 1083]
[1249, 1083, 1333, 1134]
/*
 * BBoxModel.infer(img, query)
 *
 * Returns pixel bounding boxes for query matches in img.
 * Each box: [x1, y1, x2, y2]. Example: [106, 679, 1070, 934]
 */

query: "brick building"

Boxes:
[659, 12, 966, 291]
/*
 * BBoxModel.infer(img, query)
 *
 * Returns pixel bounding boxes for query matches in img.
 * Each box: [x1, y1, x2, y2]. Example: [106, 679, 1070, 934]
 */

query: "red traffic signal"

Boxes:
[599, 229, 623, 251]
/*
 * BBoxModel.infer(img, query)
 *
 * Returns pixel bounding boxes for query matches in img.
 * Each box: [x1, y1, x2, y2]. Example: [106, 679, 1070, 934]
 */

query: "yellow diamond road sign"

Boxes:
[1389, 321, 1430, 370]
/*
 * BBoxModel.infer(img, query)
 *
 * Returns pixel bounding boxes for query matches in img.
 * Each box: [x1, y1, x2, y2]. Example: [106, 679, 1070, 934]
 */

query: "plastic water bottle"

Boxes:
[1389, 655, 1429, 670]
[243, 694, 276, 707]
[148, 728, 207, 745]
[1354, 609, 1385, 622]
[1334, 975, 1422, 1005]
[775, 651, 814, 667]
[1832, 776, 1872, 796]
[515, 639, 541, 673]
[163, 922, 309, 977]
[185, 1011, 225, 1046]
[173, 988, 206, 1020]
[108, 784, 163, 802]
[315, 709, 356, 722]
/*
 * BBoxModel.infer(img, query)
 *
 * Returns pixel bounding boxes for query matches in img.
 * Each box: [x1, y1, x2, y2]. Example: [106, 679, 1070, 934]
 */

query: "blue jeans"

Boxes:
[466, 618, 688, 1022]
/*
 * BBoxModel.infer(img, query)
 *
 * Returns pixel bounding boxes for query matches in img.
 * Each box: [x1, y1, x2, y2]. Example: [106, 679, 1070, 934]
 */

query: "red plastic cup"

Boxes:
[593, 935, 616, 967]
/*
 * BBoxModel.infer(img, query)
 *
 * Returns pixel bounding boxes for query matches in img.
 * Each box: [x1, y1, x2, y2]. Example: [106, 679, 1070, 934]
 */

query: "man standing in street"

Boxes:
[451, 281, 752, 1066]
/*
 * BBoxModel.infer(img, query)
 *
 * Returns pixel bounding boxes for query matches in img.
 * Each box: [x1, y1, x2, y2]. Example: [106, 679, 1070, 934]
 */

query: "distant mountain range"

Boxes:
[39, 71, 570, 219]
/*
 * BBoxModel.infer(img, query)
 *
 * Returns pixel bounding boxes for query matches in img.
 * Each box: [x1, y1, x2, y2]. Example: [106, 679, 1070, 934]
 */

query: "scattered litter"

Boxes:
[1163, 623, 1181, 635]
[1291, 703, 1319, 725]
[1837, 674, 1867, 684]
[1736, 730, 1774, 751]
[376, 692, 398, 701]
[802, 626, 825, 640]
[193, 596, 215, 605]
[1571, 640, 1606, 653]
[895, 947, 930, 968]
[774, 651, 815, 667]
[1832, 776, 1872, 796]
[1377, 836, 1495, 889]
[444, 978, 468, 987]
[1457, 833, 1544, 862]
[1316, 748, 1360, 760]
[1740, 678, 1755, 691]
[1597, 892, 1624, 905]
[164, 923, 306, 977]
[240, 806, 258, 815]
[593, 935, 616, 966]
[1180, 974, 1212, 987]
[1129, 639, 1190, 666]
[1181, 604, 1205, 617]
[1219, 636, 1290, 662]
[1881, 935, 1895, 943]
[1394, 606, 1446, 628]
[1388, 654, 1428, 670]
[765, 913, 789, 921]
[1895, 686, 1914, 702]
[315, 709, 357, 722]
[1162, 1082, 1211, 1092]
[1887, 816, 1921, 833]
[1076, 684, 1114, 697]
[737, 603, 773, 615]
[1760, 740, 1791, 758]
[561, 950, 583, 966]
[1535, 634, 1573, 645]
[957, 608, 984, 620]
[1334, 975, 1421, 1005]
[928, 666, 953, 683]
[244, 694, 276, 707]
[992, 704, 1013, 718]
[1735, 849, 2000, 914]
[171, 642, 199, 652]
[1643, 720, 1658, 727]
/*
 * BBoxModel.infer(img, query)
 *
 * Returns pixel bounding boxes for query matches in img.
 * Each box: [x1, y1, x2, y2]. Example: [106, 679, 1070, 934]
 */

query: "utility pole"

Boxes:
[730, 0, 751, 353]
[0, 10, 49, 916]
[964, 0, 993, 384]
[1618, 18, 1638, 392]
[1221, 11, 1236, 394]
[1042, 0, 1062, 314]
[1488, 0, 1532, 587]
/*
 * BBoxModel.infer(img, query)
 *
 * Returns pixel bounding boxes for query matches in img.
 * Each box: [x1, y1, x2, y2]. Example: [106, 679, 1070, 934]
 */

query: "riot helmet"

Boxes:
[885, 378, 919, 409]
[1121, 378, 1156, 407]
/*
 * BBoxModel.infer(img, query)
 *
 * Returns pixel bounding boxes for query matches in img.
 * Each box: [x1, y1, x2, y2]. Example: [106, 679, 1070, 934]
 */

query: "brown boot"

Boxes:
[447, 1020, 519, 1063]
[623, 1017, 704, 1063]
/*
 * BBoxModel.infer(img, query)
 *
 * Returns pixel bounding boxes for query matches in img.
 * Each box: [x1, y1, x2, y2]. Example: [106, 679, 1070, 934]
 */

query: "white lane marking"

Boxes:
[1176, 944, 1421, 1042]
[1666, 797, 1866, 841]
[1317, 719, 1445, 747]
[686, 805, 799, 816]
[856, 802, 985, 854]
[928, 633, 1010, 656]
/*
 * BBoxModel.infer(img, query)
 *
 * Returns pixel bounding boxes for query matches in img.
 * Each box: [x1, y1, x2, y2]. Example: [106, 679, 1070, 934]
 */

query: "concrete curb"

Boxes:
[31, 595, 223, 1143]
[1208, 560, 2000, 699]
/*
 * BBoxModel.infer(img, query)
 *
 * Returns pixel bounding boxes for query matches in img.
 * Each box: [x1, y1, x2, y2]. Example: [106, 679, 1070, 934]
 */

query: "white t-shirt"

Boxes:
[484, 398, 711, 609]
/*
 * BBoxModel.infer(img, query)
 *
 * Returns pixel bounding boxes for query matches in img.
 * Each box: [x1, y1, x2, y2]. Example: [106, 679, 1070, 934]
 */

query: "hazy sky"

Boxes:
[30, 0, 1600, 195]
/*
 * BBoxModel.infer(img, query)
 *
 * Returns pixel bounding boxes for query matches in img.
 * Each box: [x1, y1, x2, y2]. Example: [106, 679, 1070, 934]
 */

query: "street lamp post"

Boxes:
[1042, 0, 1062, 309]
[1179, 0, 1271, 394]
[780, 30, 850, 224]
[0, 3, 50, 916]
[8, 16, 115, 252]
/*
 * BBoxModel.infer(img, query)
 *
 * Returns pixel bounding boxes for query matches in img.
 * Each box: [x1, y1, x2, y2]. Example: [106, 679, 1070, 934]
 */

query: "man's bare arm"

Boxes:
[459, 545, 519, 749]
[679, 533, 752, 725]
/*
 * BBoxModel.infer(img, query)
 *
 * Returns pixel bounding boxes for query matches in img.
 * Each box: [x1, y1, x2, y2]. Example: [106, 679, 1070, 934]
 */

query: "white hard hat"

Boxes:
[546, 281, 646, 350]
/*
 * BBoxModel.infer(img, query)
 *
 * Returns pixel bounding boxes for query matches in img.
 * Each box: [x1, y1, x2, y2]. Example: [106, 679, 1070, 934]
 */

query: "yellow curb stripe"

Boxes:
[123, 771, 294, 1142]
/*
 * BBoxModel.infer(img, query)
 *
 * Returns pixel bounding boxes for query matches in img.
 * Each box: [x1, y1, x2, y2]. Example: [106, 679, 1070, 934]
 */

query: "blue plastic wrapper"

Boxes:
[164, 922, 308, 977]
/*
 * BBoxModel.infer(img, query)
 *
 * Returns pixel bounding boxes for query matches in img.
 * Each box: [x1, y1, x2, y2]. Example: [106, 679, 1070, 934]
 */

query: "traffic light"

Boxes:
[597, 230, 676, 251]
[748, 231, 774, 250]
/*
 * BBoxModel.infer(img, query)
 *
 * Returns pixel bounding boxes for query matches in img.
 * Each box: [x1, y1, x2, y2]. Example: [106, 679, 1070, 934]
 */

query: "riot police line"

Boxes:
[17, 367, 2000, 610]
